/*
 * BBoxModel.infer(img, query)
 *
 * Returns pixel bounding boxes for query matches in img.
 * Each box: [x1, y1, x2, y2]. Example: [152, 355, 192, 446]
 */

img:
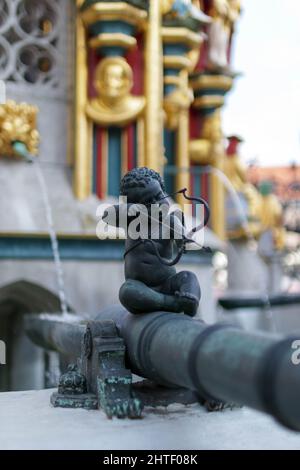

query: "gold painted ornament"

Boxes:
[0, 100, 39, 158]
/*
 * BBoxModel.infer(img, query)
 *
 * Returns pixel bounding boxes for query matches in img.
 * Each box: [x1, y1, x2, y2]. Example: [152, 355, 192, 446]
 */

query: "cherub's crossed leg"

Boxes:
[119, 271, 200, 317]
[161, 271, 201, 317]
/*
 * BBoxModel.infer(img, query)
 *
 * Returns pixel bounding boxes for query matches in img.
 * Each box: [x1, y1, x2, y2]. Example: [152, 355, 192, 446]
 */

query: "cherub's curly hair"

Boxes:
[120, 167, 166, 196]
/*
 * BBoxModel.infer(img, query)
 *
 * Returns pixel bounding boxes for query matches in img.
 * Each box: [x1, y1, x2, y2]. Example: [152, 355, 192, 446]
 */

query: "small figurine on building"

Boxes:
[207, 0, 241, 73]
[257, 180, 286, 254]
[103, 167, 201, 316]
[224, 134, 262, 238]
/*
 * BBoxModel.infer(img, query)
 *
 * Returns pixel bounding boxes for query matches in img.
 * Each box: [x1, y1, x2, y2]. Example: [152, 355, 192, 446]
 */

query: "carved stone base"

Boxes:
[50, 392, 98, 410]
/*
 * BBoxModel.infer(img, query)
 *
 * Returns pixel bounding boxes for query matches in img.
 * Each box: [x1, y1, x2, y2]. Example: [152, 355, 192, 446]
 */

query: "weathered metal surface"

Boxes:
[26, 316, 85, 357]
[95, 306, 300, 430]
[26, 307, 300, 430]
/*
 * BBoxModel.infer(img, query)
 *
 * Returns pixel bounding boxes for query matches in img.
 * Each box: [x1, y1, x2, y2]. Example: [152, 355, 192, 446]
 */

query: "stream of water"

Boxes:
[13, 142, 69, 315]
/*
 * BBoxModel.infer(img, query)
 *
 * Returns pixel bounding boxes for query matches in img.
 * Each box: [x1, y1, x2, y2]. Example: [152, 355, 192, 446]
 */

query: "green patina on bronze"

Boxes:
[47, 320, 143, 419]
[51, 393, 98, 410]
[50, 364, 98, 410]
[97, 377, 142, 419]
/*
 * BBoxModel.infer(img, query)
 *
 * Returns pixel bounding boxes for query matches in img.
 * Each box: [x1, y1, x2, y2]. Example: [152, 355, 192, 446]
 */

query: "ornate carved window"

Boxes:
[0, 0, 70, 91]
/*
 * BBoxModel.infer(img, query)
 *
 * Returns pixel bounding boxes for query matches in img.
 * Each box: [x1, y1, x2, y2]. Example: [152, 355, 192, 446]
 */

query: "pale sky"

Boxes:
[223, 0, 300, 167]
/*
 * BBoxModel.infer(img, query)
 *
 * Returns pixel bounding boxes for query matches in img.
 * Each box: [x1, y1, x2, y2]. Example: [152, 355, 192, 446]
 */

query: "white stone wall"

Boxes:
[0, 0, 77, 234]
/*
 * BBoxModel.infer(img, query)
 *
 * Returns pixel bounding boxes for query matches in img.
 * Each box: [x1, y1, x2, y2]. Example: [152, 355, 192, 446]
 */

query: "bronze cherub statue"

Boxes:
[103, 167, 210, 317]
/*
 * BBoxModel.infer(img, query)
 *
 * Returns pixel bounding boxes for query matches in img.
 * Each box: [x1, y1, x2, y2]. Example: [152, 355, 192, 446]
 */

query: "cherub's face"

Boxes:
[126, 179, 166, 206]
